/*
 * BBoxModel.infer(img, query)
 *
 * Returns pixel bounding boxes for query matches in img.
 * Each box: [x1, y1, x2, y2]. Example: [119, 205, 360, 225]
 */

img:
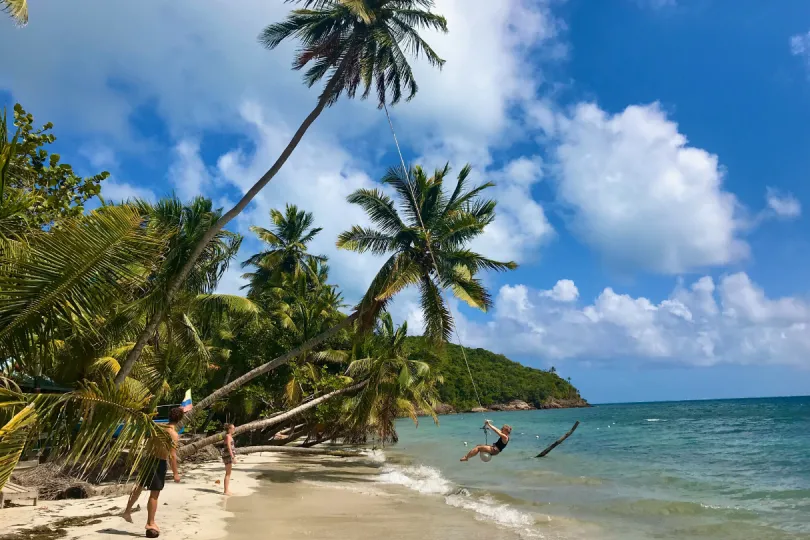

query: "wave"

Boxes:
[377, 462, 542, 537]
[646, 418, 666, 422]
[603, 497, 759, 519]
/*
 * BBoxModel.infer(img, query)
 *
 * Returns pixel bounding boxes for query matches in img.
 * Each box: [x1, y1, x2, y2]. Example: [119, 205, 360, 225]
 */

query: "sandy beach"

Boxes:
[0, 455, 266, 540]
[0, 453, 519, 540]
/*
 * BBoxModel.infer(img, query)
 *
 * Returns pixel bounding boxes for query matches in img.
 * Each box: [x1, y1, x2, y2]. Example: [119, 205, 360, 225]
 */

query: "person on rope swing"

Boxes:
[460, 421, 511, 462]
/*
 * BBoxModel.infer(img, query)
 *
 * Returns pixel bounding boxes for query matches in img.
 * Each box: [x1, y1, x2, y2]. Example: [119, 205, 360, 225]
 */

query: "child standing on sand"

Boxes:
[222, 423, 236, 495]
[122, 407, 183, 537]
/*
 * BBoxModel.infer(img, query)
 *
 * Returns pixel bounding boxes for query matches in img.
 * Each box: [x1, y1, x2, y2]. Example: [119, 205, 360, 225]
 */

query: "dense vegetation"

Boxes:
[406, 338, 584, 411]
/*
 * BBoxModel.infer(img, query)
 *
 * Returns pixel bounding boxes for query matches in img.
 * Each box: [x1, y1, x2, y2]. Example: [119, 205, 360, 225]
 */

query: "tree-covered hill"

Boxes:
[405, 337, 588, 412]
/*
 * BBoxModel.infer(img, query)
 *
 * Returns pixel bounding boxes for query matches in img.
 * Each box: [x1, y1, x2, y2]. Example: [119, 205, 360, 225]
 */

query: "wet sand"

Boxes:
[225, 455, 521, 540]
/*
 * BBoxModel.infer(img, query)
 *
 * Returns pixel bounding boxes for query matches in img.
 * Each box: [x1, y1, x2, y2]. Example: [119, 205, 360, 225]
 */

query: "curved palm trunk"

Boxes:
[113, 95, 332, 386]
[178, 380, 367, 458]
[177, 311, 358, 429]
[236, 446, 362, 458]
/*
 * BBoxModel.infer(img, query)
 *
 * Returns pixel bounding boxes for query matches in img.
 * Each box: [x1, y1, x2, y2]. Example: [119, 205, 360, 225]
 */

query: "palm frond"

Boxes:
[0, 206, 164, 359]
[1, 0, 28, 27]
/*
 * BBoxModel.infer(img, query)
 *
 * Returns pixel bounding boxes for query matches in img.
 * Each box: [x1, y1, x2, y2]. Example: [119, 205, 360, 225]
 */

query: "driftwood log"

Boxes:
[535, 421, 579, 458]
[235, 446, 364, 458]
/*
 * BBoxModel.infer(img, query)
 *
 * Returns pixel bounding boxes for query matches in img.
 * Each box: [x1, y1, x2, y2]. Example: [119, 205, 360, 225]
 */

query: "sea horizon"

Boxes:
[589, 393, 810, 406]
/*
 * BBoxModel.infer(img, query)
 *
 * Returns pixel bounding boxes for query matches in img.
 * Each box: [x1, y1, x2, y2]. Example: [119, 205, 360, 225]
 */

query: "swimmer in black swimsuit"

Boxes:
[460, 421, 511, 462]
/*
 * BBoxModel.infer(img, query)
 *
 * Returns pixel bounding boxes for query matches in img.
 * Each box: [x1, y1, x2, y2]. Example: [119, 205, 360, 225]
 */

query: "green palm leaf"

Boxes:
[0, 205, 164, 360]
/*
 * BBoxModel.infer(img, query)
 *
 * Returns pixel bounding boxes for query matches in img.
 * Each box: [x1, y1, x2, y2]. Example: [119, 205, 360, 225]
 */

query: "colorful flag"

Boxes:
[181, 389, 193, 412]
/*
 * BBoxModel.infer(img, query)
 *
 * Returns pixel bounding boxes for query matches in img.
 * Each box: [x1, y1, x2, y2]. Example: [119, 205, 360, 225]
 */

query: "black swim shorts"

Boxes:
[141, 459, 168, 492]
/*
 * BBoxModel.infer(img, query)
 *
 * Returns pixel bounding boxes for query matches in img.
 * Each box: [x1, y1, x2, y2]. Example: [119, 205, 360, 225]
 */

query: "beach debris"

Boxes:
[536, 421, 580, 458]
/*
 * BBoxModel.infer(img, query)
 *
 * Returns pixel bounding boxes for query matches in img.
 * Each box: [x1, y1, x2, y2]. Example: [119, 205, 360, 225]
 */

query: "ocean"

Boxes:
[376, 397, 810, 540]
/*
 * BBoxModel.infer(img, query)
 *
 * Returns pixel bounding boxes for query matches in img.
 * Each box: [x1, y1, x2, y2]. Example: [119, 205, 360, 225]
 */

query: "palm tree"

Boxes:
[344, 313, 441, 444]
[1, 0, 27, 26]
[179, 162, 515, 428]
[119, 0, 448, 387]
[241, 204, 325, 295]
[114, 197, 242, 384]
[338, 163, 517, 340]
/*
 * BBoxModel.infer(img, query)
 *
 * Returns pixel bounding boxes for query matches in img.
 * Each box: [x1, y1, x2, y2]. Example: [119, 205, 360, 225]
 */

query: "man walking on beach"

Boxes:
[122, 407, 183, 537]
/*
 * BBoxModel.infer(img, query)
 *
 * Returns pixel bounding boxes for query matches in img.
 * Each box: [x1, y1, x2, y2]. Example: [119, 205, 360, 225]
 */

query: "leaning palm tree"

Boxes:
[117, 0, 448, 387]
[178, 163, 515, 430]
[114, 197, 242, 384]
[241, 204, 325, 295]
[344, 312, 441, 444]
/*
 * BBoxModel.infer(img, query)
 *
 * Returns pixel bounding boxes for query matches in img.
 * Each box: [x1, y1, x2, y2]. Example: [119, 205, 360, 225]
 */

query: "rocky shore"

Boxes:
[429, 397, 590, 416]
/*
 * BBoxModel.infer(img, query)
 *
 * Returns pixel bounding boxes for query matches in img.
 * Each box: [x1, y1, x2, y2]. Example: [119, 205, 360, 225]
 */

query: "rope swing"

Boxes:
[382, 103, 491, 455]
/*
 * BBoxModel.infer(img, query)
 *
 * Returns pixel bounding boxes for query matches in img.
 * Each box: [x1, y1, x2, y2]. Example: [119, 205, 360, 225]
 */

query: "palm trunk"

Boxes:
[178, 380, 367, 458]
[113, 95, 332, 386]
[235, 446, 362, 458]
[177, 311, 358, 429]
[196, 365, 233, 434]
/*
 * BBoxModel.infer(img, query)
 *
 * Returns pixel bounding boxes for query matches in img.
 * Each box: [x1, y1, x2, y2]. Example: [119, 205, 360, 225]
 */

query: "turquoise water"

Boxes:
[378, 397, 810, 540]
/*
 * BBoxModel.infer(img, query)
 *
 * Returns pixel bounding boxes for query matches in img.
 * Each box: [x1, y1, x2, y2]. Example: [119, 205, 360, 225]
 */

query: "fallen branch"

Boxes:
[236, 446, 364, 458]
[535, 421, 579, 458]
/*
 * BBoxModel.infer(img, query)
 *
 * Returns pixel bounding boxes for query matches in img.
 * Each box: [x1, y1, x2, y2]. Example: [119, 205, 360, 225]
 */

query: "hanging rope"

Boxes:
[382, 103, 488, 443]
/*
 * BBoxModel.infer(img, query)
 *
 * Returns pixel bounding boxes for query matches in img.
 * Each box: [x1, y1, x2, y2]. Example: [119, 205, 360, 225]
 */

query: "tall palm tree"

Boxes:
[241, 204, 325, 295]
[179, 163, 515, 428]
[119, 0, 448, 387]
[114, 197, 242, 384]
[344, 312, 441, 444]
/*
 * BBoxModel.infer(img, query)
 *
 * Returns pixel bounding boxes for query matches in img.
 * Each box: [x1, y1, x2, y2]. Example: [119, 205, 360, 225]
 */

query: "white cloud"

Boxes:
[541, 279, 579, 302]
[169, 140, 214, 201]
[468, 156, 554, 264]
[186, 102, 388, 302]
[79, 144, 118, 170]
[766, 187, 801, 219]
[101, 180, 156, 202]
[552, 102, 748, 274]
[452, 273, 810, 368]
[791, 30, 810, 57]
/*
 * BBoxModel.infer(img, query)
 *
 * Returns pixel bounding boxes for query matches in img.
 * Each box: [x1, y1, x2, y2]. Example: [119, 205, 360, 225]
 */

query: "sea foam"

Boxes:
[377, 462, 541, 537]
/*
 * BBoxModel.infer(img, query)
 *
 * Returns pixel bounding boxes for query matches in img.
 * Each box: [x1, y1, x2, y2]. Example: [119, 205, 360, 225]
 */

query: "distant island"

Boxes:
[405, 337, 589, 414]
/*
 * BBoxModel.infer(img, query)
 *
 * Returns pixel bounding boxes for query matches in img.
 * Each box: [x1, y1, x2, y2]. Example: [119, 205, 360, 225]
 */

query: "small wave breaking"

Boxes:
[377, 461, 541, 537]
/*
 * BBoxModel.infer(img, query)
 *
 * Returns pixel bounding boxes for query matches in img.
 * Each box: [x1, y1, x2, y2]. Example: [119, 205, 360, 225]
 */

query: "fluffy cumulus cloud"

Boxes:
[467, 156, 554, 264]
[162, 101, 389, 301]
[454, 273, 810, 368]
[541, 279, 579, 302]
[552, 102, 748, 274]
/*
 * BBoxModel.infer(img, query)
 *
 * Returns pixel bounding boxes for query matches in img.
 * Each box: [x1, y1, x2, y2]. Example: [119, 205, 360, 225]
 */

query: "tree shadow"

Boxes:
[190, 487, 222, 494]
[96, 528, 142, 537]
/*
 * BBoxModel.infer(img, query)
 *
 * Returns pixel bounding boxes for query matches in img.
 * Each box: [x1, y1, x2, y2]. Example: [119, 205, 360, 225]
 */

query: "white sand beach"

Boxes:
[0, 453, 521, 540]
[0, 455, 267, 540]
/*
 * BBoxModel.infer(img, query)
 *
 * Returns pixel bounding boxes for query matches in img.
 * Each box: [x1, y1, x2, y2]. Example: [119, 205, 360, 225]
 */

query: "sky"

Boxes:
[3, 0, 810, 403]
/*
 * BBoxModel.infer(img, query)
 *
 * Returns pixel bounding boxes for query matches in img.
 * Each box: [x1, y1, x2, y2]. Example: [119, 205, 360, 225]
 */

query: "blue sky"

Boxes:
[3, 0, 810, 403]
